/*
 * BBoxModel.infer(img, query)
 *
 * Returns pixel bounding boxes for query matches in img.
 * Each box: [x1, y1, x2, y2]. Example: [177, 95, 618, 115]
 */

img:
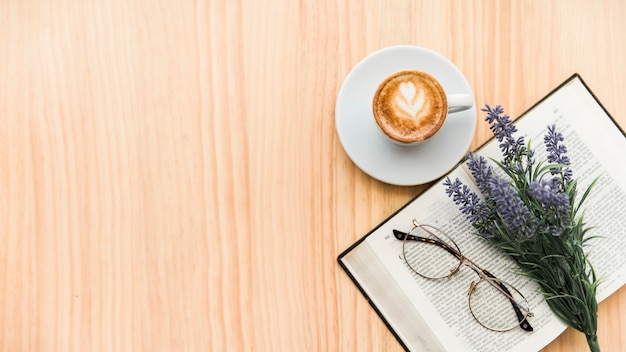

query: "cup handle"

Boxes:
[447, 94, 474, 114]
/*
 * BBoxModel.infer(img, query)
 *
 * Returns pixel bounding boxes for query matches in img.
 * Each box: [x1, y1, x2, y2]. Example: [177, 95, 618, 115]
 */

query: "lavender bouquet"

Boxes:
[444, 105, 600, 351]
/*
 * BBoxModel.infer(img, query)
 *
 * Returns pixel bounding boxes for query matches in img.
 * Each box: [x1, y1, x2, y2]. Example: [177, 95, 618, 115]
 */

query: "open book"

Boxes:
[337, 74, 626, 352]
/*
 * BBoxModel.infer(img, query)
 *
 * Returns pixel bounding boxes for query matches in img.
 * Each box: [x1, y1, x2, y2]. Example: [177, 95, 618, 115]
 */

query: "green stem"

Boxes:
[586, 333, 600, 352]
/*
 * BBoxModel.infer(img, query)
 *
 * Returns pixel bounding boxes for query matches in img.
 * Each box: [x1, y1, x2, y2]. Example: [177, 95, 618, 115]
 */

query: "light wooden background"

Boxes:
[1, 0, 625, 351]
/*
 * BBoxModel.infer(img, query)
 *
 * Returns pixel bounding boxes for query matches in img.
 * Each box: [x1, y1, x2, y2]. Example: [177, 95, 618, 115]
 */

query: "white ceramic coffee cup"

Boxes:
[372, 69, 473, 145]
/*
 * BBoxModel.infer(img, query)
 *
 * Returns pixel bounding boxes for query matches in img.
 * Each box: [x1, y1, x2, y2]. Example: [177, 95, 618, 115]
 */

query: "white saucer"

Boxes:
[335, 45, 477, 186]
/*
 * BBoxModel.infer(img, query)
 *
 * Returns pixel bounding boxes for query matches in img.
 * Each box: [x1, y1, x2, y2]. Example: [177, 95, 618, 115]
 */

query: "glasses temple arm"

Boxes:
[481, 270, 534, 332]
[393, 229, 463, 260]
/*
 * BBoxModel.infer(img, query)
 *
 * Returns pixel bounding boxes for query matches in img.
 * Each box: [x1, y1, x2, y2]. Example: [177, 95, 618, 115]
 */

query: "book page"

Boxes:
[342, 169, 568, 352]
[339, 76, 626, 352]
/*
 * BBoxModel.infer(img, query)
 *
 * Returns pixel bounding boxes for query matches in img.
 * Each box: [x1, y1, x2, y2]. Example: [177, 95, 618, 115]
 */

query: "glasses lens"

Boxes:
[468, 278, 530, 331]
[402, 225, 462, 279]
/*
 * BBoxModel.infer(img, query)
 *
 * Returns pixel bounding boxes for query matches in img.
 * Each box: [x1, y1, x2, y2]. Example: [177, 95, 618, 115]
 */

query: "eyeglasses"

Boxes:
[394, 219, 534, 332]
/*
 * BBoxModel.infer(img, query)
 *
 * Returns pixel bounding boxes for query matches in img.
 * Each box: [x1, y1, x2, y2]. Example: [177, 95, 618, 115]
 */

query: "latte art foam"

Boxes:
[395, 81, 427, 119]
[373, 70, 447, 144]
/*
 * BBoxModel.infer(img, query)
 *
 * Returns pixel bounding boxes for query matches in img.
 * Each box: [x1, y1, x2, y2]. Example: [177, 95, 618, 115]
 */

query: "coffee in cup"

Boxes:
[372, 69, 472, 144]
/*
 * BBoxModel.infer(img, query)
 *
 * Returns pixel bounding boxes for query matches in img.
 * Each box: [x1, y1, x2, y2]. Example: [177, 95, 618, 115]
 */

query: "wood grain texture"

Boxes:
[1, 0, 625, 351]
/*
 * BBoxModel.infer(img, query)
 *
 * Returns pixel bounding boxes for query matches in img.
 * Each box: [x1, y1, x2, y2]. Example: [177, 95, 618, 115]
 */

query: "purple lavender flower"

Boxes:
[482, 104, 527, 165]
[443, 104, 598, 351]
[467, 152, 493, 195]
[482, 104, 517, 143]
[443, 177, 473, 208]
[443, 177, 489, 228]
[446, 107, 576, 241]
[544, 124, 572, 181]
[488, 177, 532, 236]
[528, 179, 571, 233]
[528, 179, 570, 209]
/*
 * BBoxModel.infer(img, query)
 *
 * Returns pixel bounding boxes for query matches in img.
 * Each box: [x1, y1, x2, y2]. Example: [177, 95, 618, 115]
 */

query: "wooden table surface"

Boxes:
[1, 0, 625, 351]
